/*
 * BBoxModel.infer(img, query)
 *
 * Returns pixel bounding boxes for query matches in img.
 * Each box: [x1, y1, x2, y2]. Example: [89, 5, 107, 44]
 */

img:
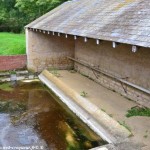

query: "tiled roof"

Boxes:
[26, 0, 150, 48]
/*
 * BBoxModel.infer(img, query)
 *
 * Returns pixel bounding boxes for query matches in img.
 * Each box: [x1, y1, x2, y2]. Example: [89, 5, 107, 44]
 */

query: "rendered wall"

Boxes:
[74, 38, 150, 107]
[26, 29, 75, 72]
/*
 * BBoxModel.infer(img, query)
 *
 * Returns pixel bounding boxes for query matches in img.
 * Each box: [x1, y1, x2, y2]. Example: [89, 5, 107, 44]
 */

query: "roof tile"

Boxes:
[26, 0, 150, 48]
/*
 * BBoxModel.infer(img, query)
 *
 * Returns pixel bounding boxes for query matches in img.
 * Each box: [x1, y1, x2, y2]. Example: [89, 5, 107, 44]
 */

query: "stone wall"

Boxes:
[26, 29, 150, 106]
[0, 55, 27, 71]
[26, 29, 75, 72]
[74, 38, 150, 107]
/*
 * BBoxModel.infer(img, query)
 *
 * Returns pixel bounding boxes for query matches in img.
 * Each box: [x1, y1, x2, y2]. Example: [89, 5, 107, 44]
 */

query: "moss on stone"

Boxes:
[0, 82, 13, 91]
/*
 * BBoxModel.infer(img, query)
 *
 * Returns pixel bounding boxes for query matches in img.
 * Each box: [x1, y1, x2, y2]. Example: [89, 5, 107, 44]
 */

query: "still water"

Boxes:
[0, 80, 107, 150]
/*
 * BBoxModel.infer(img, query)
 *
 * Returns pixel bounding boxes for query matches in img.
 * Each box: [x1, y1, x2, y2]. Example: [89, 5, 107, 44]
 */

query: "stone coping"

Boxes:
[39, 70, 131, 144]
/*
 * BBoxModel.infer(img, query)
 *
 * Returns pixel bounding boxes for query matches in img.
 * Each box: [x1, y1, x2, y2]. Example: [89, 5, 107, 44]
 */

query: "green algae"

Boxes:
[0, 82, 13, 91]
[0, 100, 26, 113]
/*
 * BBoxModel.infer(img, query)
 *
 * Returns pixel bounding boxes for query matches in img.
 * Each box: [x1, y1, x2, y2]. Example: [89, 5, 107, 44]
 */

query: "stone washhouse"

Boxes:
[25, 0, 150, 108]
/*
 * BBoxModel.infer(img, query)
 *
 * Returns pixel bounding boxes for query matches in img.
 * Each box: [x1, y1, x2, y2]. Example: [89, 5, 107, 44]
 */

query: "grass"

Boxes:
[0, 32, 25, 55]
[126, 106, 150, 117]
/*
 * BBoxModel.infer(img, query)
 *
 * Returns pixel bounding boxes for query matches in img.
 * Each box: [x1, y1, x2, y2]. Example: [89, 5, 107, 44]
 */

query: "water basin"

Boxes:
[0, 80, 107, 150]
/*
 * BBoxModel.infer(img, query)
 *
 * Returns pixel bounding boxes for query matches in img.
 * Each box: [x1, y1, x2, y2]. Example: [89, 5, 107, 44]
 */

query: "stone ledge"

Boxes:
[39, 70, 131, 144]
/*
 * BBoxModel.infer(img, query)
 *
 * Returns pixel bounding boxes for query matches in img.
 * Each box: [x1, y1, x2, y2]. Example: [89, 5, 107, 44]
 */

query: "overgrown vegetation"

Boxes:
[143, 130, 149, 138]
[69, 70, 76, 73]
[118, 120, 132, 133]
[80, 91, 88, 97]
[0, 0, 68, 32]
[0, 100, 26, 113]
[49, 68, 61, 77]
[126, 106, 150, 117]
[9, 70, 17, 74]
[0, 32, 25, 55]
[0, 82, 13, 91]
[101, 109, 106, 112]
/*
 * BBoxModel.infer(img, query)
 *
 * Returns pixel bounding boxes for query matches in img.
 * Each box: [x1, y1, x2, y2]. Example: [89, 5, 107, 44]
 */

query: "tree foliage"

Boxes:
[0, 0, 68, 33]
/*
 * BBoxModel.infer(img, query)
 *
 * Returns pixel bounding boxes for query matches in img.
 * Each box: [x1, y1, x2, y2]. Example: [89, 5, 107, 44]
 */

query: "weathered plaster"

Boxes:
[27, 31, 150, 106]
[74, 38, 150, 106]
[27, 30, 75, 72]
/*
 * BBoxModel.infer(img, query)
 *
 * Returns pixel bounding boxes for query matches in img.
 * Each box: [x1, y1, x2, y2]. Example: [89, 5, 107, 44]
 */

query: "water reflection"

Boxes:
[0, 80, 107, 149]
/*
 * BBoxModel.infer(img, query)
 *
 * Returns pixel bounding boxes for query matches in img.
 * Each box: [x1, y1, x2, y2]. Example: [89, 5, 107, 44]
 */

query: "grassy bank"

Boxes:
[0, 32, 25, 55]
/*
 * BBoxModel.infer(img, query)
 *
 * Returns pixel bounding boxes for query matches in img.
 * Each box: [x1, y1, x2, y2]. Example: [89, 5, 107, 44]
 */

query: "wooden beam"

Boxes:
[112, 42, 119, 48]
[67, 56, 150, 95]
[74, 35, 77, 40]
[132, 45, 138, 52]
[96, 39, 100, 45]
[84, 37, 88, 42]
